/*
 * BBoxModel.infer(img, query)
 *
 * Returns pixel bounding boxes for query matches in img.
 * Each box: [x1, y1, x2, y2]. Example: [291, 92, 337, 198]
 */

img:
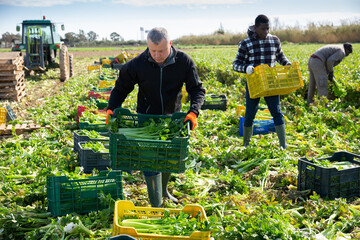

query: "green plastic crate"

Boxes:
[201, 94, 227, 111]
[298, 151, 360, 199]
[109, 108, 190, 173]
[79, 120, 109, 132]
[47, 170, 123, 216]
[90, 86, 113, 92]
[90, 97, 108, 110]
[78, 141, 110, 174]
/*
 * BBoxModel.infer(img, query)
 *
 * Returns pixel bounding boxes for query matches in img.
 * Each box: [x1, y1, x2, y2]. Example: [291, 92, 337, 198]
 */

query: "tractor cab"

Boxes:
[11, 17, 72, 81]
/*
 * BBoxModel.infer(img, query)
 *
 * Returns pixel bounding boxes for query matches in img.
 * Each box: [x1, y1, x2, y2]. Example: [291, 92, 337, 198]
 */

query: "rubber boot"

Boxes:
[162, 172, 178, 203]
[243, 126, 253, 147]
[144, 174, 162, 207]
[275, 124, 287, 149]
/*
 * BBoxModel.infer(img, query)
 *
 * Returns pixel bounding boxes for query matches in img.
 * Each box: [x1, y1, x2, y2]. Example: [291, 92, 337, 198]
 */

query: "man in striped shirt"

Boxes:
[233, 14, 291, 149]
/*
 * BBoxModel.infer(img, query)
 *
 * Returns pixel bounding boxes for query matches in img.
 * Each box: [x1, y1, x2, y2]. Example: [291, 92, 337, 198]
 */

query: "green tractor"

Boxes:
[12, 17, 73, 81]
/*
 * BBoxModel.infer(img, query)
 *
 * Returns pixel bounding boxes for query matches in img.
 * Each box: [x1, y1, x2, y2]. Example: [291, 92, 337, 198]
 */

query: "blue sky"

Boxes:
[0, 0, 359, 41]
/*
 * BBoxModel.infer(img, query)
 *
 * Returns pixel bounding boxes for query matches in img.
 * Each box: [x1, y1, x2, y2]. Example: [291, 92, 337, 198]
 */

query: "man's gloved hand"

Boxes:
[106, 109, 114, 125]
[184, 112, 197, 130]
[246, 65, 254, 74]
[328, 72, 334, 81]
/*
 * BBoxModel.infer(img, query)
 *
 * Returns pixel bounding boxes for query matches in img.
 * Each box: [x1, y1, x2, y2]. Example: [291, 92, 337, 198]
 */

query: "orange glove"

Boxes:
[106, 109, 114, 125]
[184, 112, 197, 130]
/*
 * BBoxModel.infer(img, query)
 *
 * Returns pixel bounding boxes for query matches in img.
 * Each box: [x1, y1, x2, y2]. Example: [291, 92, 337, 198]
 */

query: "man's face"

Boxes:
[255, 22, 269, 40]
[148, 38, 172, 65]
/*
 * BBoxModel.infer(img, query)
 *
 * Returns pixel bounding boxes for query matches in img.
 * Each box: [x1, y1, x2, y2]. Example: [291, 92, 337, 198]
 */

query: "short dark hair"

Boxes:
[255, 14, 269, 27]
[344, 42, 353, 54]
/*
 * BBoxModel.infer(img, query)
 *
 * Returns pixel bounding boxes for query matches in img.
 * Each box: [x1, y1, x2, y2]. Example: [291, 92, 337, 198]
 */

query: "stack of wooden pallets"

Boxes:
[0, 52, 26, 101]
[0, 121, 50, 135]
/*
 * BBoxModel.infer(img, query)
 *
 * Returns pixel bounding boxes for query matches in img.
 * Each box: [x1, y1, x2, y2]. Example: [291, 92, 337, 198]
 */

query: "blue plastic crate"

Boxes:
[238, 117, 275, 136]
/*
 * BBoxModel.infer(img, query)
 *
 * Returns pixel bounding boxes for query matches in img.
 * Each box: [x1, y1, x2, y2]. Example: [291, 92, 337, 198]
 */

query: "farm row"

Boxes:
[0, 43, 359, 239]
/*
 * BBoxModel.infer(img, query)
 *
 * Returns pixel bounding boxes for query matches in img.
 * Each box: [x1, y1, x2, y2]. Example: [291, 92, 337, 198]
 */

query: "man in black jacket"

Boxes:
[106, 27, 205, 207]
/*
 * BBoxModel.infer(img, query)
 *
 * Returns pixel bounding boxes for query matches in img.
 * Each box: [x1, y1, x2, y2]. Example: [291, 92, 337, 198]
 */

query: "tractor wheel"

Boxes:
[59, 45, 69, 82]
[69, 54, 74, 77]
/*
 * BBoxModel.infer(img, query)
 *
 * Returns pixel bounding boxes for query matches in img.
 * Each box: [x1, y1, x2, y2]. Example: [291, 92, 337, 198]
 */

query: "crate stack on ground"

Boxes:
[76, 67, 119, 173]
[74, 129, 110, 173]
[0, 52, 26, 101]
[88, 67, 117, 102]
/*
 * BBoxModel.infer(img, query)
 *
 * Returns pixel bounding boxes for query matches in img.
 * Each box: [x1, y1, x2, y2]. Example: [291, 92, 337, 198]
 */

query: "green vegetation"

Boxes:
[0, 43, 359, 239]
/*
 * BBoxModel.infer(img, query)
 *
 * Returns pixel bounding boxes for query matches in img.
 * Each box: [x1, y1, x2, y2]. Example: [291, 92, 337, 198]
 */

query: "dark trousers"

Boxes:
[244, 83, 285, 127]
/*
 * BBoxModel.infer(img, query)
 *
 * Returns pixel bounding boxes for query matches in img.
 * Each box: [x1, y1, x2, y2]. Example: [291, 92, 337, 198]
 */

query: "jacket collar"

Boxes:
[247, 25, 258, 40]
[146, 46, 177, 67]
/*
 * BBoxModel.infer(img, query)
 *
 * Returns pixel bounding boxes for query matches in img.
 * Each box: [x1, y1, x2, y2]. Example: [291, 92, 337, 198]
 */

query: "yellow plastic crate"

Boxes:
[236, 105, 271, 119]
[0, 108, 7, 124]
[246, 61, 304, 99]
[112, 200, 211, 240]
[99, 79, 116, 88]
[88, 65, 100, 71]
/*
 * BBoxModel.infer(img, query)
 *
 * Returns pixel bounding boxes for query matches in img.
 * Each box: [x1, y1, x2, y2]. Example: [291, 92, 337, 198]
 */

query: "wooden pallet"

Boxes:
[0, 122, 50, 135]
[0, 52, 25, 101]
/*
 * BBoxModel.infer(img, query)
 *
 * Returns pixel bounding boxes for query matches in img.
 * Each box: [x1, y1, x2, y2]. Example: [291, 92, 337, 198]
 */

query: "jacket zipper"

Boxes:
[160, 67, 164, 114]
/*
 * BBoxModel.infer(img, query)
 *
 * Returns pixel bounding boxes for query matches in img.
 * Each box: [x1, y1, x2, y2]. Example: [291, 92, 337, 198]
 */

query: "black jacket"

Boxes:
[107, 46, 205, 116]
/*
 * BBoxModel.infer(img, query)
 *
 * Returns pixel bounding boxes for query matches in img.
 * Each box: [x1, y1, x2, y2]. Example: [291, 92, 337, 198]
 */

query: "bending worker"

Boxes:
[106, 27, 205, 207]
[307, 43, 353, 104]
[233, 14, 291, 149]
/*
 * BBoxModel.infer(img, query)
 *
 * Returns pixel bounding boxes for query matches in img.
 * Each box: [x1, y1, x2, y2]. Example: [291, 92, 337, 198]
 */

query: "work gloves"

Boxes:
[246, 65, 254, 74]
[110, 58, 120, 68]
[184, 112, 197, 130]
[106, 109, 113, 125]
[328, 72, 334, 82]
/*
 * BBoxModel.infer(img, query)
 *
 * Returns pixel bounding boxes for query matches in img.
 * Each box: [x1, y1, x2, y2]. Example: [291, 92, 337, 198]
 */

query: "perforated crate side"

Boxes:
[0, 108, 6, 124]
[79, 120, 109, 132]
[110, 134, 188, 173]
[78, 141, 111, 174]
[47, 171, 123, 216]
[201, 94, 227, 111]
[246, 62, 304, 99]
[109, 108, 190, 173]
[73, 130, 109, 153]
[112, 200, 211, 240]
[297, 151, 360, 199]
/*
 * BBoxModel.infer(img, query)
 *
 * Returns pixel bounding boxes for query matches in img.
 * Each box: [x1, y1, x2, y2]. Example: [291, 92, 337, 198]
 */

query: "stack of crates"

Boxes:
[47, 171, 123, 216]
[78, 107, 109, 133]
[74, 130, 110, 173]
